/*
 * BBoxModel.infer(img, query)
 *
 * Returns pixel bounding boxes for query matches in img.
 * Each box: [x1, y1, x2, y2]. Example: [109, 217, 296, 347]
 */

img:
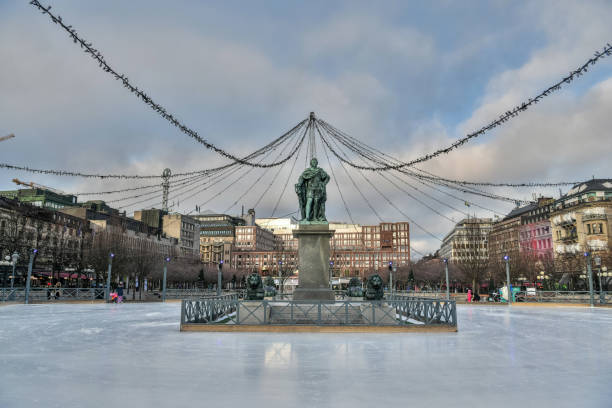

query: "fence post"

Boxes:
[106, 253, 114, 303]
[24, 249, 37, 305]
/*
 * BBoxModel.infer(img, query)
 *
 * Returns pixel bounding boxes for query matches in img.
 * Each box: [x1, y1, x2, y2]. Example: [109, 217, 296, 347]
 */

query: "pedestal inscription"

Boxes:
[292, 223, 335, 302]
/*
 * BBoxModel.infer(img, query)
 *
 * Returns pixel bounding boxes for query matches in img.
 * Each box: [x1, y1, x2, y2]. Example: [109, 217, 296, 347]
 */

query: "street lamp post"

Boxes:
[584, 252, 594, 307]
[504, 255, 511, 304]
[10, 251, 19, 290]
[388, 262, 393, 295]
[278, 261, 283, 296]
[329, 261, 334, 289]
[594, 256, 603, 304]
[443, 258, 450, 300]
[106, 253, 114, 303]
[217, 260, 223, 296]
[25, 249, 37, 304]
[162, 257, 170, 302]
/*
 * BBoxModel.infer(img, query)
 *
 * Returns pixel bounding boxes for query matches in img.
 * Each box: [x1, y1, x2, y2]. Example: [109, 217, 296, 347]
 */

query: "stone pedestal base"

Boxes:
[292, 288, 335, 302]
[293, 223, 335, 302]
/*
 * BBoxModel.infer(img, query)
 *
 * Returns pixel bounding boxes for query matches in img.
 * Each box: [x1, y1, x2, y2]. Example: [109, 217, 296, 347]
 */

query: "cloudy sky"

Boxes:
[1, 0, 611, 256]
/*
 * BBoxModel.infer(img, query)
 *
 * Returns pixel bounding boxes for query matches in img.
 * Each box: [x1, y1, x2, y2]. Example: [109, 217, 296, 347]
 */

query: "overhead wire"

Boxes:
[315, 41, 612, 171]
[28, 1, 312, 168]
[224, 126, 307, 213]
[270, 125, 308, 217]
[317, 124, 430, 258]
[320, 127, 443, 242]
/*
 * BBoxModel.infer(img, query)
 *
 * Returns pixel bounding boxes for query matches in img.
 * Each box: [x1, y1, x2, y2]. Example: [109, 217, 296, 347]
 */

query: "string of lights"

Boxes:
[320, 128, 444, 242]
[28, 1, 312, 168]
[224, 129, 306, 213]
[321, 120, 578, 188]
[270, 131, 306, 217]
[318, 128, 428, 258]
[319, 121, 527, 204]
[184, 132, 306, 215]
[75, 172, 210, 196]
[316, 42, 612, 170]
[251, 126, 309, 210]
[0, 117, 306, 181]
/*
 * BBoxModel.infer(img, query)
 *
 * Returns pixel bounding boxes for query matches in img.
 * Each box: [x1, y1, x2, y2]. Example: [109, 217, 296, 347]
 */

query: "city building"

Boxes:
[439, 218, 493, 263]
[195, 213, 245, 266]
[0, 187, 77, 210]
[551, 179, 612, 275]
[518, 197, 555, 262]
[489, 207, 531, 264]
[162, 213, 199, 257]
[0, 196, 89, 280]
[231, 219, 410, 278]
[133, 208, 167, 232]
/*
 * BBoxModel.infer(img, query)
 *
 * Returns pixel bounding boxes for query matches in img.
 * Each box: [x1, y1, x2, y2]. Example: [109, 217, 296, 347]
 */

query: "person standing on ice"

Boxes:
[117, 283, 124, 303]
[467, 289, 472, 303]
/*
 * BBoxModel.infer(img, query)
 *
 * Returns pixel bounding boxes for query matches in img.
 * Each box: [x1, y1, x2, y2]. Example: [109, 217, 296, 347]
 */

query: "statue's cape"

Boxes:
[300, 167, 324, 180]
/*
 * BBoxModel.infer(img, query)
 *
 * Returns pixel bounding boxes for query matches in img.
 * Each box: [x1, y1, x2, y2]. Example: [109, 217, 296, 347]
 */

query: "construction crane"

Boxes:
[0, 134, 15, 142]
[12, 178, 67, 195]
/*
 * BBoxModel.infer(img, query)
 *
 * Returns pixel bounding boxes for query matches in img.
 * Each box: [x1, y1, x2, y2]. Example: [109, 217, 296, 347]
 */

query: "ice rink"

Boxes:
[1, 302, 610, 408]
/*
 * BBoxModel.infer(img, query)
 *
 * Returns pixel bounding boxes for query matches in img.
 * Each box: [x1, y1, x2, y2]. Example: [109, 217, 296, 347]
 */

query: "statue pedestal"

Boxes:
[292, 223, 335, 302]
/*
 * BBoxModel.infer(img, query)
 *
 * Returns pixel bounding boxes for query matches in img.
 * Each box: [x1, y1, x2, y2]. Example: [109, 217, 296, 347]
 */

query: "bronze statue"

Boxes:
[364, 274, 384, 300]
[295, 158, 330, 222]
[346, 277, 364, 298]
[245, 273, 265, 300]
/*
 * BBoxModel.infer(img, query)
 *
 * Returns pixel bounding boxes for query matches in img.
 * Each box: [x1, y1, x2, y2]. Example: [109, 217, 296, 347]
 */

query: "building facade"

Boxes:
[231, 220, 410, 277]
[439, 218, 493, 263]
[162, 214, 199, 257]
[0, 196, 89, 281]
[195, 213, 246, 266]
[0, 188, 78, 210]
[518, 197, 554, 262]
[551, 179, 612, 275]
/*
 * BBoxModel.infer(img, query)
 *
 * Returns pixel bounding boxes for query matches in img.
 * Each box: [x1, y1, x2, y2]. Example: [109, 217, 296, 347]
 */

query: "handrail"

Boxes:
[180, 297, 457, 327]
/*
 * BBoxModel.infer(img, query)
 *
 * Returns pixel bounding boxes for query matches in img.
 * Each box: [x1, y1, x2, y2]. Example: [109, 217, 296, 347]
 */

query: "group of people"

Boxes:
[110, 283, 124, 303]
[466, 289, 481, 302]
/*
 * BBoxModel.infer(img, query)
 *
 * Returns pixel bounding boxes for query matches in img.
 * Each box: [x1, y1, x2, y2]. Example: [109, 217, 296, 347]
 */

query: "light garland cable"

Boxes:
[270, 132, 307, 217]
[321, 128, 443, 242]
[319, 129, 428, 258]
[251, 125, 309, 210]
[315, 42, 612, 171]
[320, 120, 529, 204]
[0, 117, 307, 180]
[224, 128, 306, 213]
[28, 1, 311, 168]
[322, 119, 580, 187]
[185, 132, 306, 215]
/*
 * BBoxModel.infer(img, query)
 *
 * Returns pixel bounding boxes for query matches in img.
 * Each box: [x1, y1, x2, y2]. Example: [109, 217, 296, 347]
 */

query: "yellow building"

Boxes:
[551, 179, 612, 278]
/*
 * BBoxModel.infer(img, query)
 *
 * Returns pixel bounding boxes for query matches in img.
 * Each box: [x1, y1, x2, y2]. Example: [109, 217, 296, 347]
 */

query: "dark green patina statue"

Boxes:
[364, 274, 384, 300]
[346, 277, 364, 297]
[263, 276, 277, 297]
[295, 158, 330, 223]
[245, 273, 265, 300]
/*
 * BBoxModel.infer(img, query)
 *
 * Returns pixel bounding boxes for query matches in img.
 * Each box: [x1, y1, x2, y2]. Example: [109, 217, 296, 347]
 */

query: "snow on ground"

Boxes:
[0, 303, 610, 408]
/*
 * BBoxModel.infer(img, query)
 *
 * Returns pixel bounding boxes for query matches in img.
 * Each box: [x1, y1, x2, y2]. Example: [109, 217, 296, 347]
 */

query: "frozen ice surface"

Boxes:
[1, 303, 611, 408]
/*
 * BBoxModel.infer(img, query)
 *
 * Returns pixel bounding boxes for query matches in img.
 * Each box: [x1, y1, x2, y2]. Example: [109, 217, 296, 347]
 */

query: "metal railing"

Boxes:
[393, 290, 611, 304]
[514, 290, 610, 304]
[180, 297, 457, 327]
[1, 287, 106, 302]
[162, 289, 241, 299]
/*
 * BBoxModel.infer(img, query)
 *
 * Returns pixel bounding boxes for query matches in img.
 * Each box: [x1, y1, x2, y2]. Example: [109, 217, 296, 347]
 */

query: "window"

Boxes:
[593, 223, 603, 234]
[587, 224, 592, 234]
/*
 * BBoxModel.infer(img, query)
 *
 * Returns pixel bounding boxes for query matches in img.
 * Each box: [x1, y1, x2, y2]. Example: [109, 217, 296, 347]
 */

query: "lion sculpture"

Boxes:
[346, 277, 364, 297]
[245, 273, 265, 300]
[364, 274, 384, 300]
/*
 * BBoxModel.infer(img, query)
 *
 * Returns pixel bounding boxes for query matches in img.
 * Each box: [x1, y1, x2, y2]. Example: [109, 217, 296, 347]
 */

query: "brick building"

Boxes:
[230, 220, 410, 277]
